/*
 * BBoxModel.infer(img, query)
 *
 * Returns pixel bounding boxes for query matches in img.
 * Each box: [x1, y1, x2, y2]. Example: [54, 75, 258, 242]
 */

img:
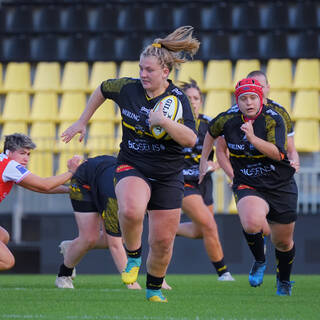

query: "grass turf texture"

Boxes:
[0, 274, 319, 320]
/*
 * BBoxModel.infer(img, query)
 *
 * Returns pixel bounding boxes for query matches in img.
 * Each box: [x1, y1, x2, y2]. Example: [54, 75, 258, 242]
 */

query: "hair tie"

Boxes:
[152, 43, 162, 48]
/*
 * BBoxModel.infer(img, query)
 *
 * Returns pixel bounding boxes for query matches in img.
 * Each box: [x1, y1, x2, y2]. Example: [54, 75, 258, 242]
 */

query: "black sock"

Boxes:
[212, 258, 228, 276]
[125, 246, 142, 259]
[58, 263, 74, 277]
[146, 273, 164, 290]
[276, 244, 295, 282]
[242, 230, 265, 263]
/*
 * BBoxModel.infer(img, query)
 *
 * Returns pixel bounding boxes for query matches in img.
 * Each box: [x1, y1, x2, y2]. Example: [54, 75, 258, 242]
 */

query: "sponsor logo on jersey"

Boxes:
[128, 140, 165, 152]
[122, 108, 140, 121]
[240, 165, 273, 177]
[266, 109, 278, 116]
[171, 88, 182, 96]
[16, 164, 27, 174]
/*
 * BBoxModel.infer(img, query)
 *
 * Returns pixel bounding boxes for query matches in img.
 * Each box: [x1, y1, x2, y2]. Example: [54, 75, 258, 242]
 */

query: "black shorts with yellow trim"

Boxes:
[114, 163, 184, 210]
[232, 178, 298, 224]
[184, 174, 213, 206]
[69, 177, 121, 237]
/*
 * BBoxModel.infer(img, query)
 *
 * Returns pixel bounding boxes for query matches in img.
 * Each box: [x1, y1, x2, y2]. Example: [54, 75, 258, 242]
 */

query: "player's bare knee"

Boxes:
[0, 228, 10, 244]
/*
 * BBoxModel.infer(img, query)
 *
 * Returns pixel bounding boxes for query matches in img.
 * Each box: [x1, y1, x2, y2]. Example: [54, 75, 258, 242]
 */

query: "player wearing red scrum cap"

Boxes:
[199, 78, 297, 296]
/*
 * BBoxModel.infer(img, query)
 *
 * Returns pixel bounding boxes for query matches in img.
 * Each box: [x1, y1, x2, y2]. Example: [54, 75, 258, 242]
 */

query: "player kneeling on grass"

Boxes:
[0, 133, 81, 271]
[55, 155, 171, 290]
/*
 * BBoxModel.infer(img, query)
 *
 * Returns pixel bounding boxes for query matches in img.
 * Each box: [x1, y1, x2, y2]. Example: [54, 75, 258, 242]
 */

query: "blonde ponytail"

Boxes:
[141, 26, 200, 72]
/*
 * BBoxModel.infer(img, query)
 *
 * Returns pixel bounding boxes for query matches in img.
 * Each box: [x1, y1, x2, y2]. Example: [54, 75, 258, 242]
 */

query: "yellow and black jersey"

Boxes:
[70, 155, 121, 236]
[183, 113, 213, 182]
[230, 99, 294, 137]
[100, 78, 196, 180]
[208, 105, 295, 190]
[266, 98, 294, 136]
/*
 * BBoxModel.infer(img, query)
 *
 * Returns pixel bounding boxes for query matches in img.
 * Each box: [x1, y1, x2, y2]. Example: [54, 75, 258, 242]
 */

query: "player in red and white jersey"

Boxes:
[0, 133, 81, 271]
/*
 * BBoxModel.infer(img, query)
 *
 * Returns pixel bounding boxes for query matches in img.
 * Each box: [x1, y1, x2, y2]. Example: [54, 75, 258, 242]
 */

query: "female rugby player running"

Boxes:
[61, 26, 199, 302]
[177, 80, 234, 281]
[200, 79, 297, 296]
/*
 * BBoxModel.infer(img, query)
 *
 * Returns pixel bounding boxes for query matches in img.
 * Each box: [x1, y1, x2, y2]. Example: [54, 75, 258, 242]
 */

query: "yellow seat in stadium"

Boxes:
[56, 121, 86, 152]
[204, 60, 233, 92]
[30, 122, 56, 151]
[266, 59, 292, 90]
[2, 93, 30, 121]
[118, 61, 139, 79]
[89, 62, 117, 92]
[86, 121, 115, 154]
[33, 62, 61, 92]
[30, 93, 59, 121]
[58, 92, 86, 121]
[113, 124, 122, 153]
[293, 59, 320, 90]
[268, 90, 292, 116]
[114, 105, 122, 123]
[90, 100, 116, 122]
[61, 62, 88, 92]
[291, 90, 320, 120]
[233, 59, 261, 86]
[28, 151, 54, 177]
[1, 122, 28, 143]
[294, 120, 320, 152]
[203, 91, 231, 118]
[3, 62, 31, 92]
[176, 60, 204, 91]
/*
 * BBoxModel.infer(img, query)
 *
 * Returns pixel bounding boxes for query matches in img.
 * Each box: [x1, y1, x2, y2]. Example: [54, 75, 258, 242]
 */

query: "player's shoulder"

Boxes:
[266, 98, 289, 115]
[199, 113, 212, 123]
[101, 77, 139, 93]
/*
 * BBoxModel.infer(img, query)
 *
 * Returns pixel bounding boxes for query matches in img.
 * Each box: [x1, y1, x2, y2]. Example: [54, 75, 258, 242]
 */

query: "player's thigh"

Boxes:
[115, 176, 150, 215]
[182, 194, 213, 227]
[0, 226, 10, 244]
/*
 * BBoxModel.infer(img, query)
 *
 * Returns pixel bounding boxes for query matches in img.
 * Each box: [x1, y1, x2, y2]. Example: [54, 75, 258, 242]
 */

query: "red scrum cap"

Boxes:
[235, 78, 263, 107]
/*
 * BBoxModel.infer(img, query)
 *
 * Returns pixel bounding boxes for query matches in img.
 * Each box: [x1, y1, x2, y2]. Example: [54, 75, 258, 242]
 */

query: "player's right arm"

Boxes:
[61, 87, 106, 143]
[199, 132, 216, 183]
[18, 155, 82, 193]
[215, 136, 234, 181]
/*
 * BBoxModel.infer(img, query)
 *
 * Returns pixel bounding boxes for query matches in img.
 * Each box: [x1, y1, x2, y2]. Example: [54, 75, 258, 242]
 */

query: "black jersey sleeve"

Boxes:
[267, 99, 293, 136]
[100, 78, 137, 104]
[207, 112, 232, 139]
[265, 109, 287, 154]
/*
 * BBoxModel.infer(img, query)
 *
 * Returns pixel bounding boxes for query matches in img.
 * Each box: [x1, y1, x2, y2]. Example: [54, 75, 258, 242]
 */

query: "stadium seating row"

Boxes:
[1, 31, 319, 62]
[0, 89, 319, 124]
[1, 2, 319, 35]
[1, 59, 319, 93]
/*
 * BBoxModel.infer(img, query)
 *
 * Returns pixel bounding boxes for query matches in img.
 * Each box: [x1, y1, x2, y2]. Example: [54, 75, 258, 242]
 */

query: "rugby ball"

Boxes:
[151, 95, 183, 140]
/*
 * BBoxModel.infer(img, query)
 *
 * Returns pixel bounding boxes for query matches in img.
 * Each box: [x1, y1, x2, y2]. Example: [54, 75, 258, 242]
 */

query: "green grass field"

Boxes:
[0, 274, 319, 320]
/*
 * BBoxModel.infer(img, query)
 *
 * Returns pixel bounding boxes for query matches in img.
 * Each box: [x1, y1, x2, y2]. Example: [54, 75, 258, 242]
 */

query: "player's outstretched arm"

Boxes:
[18, 155, 82, 193]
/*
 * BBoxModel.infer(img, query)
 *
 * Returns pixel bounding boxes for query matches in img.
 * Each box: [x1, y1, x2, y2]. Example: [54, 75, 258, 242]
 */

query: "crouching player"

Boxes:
[55, 155, 171, 290]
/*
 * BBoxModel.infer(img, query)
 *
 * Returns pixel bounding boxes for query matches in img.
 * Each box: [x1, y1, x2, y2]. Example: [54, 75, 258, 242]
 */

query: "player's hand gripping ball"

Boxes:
[151, 95, 183, 140]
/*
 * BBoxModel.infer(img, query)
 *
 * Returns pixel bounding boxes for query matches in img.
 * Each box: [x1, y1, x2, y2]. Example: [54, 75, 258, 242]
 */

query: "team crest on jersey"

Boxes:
[16, 164, 27, 174]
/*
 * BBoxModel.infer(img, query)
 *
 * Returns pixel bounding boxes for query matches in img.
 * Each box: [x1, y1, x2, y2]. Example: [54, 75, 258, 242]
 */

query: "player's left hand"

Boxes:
[149, 101, 166, 128]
